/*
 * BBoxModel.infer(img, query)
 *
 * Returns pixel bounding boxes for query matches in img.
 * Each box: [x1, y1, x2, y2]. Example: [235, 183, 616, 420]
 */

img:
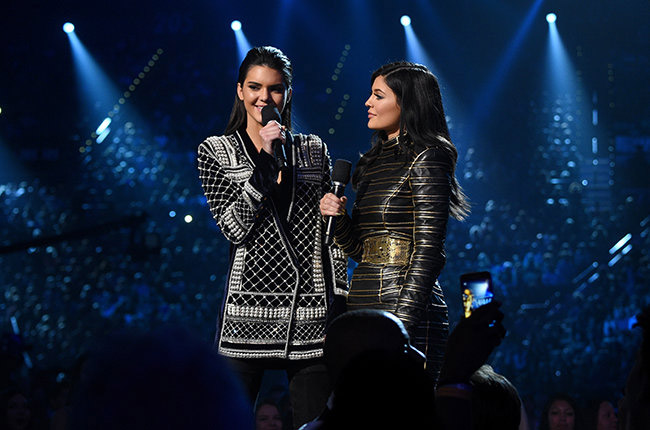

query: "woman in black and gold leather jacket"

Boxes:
[320, 61, 470, 382]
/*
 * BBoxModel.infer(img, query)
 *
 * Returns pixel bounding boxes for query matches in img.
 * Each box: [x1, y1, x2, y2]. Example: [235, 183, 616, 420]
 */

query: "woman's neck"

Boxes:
[245, 122, 264, 153]
[383, 134, 400, 146]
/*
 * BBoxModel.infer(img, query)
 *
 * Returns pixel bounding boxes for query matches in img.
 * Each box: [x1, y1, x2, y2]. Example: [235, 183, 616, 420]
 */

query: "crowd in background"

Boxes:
[1, 102, 648, 428]
[2, 11, 650, 427]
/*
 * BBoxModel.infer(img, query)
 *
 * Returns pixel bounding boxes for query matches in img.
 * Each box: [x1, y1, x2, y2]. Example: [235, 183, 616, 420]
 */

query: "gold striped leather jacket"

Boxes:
[334, 136, 451, 376]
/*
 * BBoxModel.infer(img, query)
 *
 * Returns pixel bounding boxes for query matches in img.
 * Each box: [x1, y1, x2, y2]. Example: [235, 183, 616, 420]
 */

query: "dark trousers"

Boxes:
[227, 357, 330, 429]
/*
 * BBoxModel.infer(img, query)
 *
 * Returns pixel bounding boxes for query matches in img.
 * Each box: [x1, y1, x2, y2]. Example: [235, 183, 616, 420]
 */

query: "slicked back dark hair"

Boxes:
[224, 46, 293, 135]
[352, 61, 469, 220]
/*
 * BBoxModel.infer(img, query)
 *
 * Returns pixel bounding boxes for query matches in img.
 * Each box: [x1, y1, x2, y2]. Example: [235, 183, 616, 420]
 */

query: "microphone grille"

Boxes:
[332, 159, 352, 184]
[261, 105, 281, 126]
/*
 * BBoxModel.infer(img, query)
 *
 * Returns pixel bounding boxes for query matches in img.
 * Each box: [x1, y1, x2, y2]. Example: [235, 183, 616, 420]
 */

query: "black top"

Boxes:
[239, 126, 293, 224]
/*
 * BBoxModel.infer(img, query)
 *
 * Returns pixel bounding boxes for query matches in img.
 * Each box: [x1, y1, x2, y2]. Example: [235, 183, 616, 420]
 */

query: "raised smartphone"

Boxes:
[460, 271, 494, 318]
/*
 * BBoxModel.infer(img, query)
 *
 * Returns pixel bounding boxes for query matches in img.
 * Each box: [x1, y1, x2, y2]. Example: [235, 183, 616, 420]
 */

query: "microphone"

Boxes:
[325, 159, 352, 246]
[261, 104, 287, 169]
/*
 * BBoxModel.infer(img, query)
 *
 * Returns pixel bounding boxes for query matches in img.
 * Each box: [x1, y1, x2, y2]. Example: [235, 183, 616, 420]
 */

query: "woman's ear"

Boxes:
[285, 87, 293, 105]
[278, 87, 292, 114]
[236, 82, 244, 101]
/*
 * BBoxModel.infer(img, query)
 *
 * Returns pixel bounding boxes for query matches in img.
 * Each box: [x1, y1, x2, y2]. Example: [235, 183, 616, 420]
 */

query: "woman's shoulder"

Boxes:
[198, 133, 242, 164]
[292, 132, 325, 148]
[292, 133, 329, 168]
[199, 132, 236, 150]
[292, 132, 329, 161]
[411, 136, 453, 164]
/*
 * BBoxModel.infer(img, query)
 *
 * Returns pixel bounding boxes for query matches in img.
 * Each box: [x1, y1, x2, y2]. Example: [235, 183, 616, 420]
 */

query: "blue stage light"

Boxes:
[546, 13, 557, 24]
[232, 20, 251, 62]
[469, 0, 543, 128]
[63, 22, 75, 33]
[400, 15, 411, 27]
[95, 117, 111, 135]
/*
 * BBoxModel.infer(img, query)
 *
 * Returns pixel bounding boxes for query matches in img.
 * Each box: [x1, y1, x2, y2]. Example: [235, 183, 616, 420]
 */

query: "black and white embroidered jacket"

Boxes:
[198, 130, 348, 360]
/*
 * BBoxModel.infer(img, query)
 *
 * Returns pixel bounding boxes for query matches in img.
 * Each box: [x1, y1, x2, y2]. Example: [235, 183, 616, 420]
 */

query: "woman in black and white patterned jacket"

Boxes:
[197, 46, 347, 428]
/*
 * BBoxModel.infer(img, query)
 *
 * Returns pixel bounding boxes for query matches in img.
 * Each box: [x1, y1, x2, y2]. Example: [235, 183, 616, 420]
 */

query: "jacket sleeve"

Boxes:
[316, 137, 362, 262]
[394, 147, 451, 332]
[197, 138, 274, 245]
[333, 210, 363, 263]
[320, 141, 350, 299]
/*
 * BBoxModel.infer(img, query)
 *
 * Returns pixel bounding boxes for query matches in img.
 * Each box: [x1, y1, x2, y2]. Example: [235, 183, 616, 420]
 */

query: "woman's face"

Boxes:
[237, 65, 290, 129]
[6, 393, 31, 430]
[548, 399, 575, 430]
[597, 401, 617, 430]
[365, 75, 401, 139]
[255, 404, 282, 430]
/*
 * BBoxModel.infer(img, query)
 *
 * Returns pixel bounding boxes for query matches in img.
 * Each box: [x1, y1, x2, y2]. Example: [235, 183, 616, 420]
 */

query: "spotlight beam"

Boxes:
[402, 21, 463, 139]
[65, 29, 123, 128]
[231, 20, 251, 63]
[470, 0, 544, 127]
[545, 14, 574, 95]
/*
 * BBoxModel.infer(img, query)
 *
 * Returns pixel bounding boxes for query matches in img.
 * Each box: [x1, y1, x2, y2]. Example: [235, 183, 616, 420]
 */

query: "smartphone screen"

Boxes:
[460, 271, 494, 318]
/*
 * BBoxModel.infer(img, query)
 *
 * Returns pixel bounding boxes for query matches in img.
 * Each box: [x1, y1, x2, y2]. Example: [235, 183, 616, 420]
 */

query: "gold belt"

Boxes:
[361, 235, 412, 265]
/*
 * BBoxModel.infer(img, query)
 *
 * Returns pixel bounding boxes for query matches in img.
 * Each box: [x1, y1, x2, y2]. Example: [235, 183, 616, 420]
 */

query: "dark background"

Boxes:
[1, 0, 649, 424]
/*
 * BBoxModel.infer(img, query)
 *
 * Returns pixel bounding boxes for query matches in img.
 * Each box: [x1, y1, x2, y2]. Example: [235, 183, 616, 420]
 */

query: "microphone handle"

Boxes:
[273, 138, 287, 169]
[324, 182, 345, 245]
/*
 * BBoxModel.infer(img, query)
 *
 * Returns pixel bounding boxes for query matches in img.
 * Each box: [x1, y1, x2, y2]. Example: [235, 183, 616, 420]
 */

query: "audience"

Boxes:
[299, 303, 506, 430]
[584, 399, 617, 430]
[469, 364, 521, 430]
[1, 389, 33, 430]
[68, 326, 251, 430]
[618, 306, 650, 430]
[538, 393, 584, 430]
[324, 349, 437, 429]
[254, 399, 284, 430]
[0, 16, 648, 429]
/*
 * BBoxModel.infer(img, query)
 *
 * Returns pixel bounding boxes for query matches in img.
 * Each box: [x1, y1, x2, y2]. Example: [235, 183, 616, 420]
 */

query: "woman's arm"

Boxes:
[394, 147, 452, 333]
[319, 141, 350, 309]
[197, 138, 274, 245]
[321, 193, 363, 262]
[333, 210, 363, 262]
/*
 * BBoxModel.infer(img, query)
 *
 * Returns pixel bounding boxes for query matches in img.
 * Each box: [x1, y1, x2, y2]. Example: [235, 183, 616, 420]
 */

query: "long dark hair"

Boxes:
[224, 46, 293, 135]
[352, 61, 469, 220]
